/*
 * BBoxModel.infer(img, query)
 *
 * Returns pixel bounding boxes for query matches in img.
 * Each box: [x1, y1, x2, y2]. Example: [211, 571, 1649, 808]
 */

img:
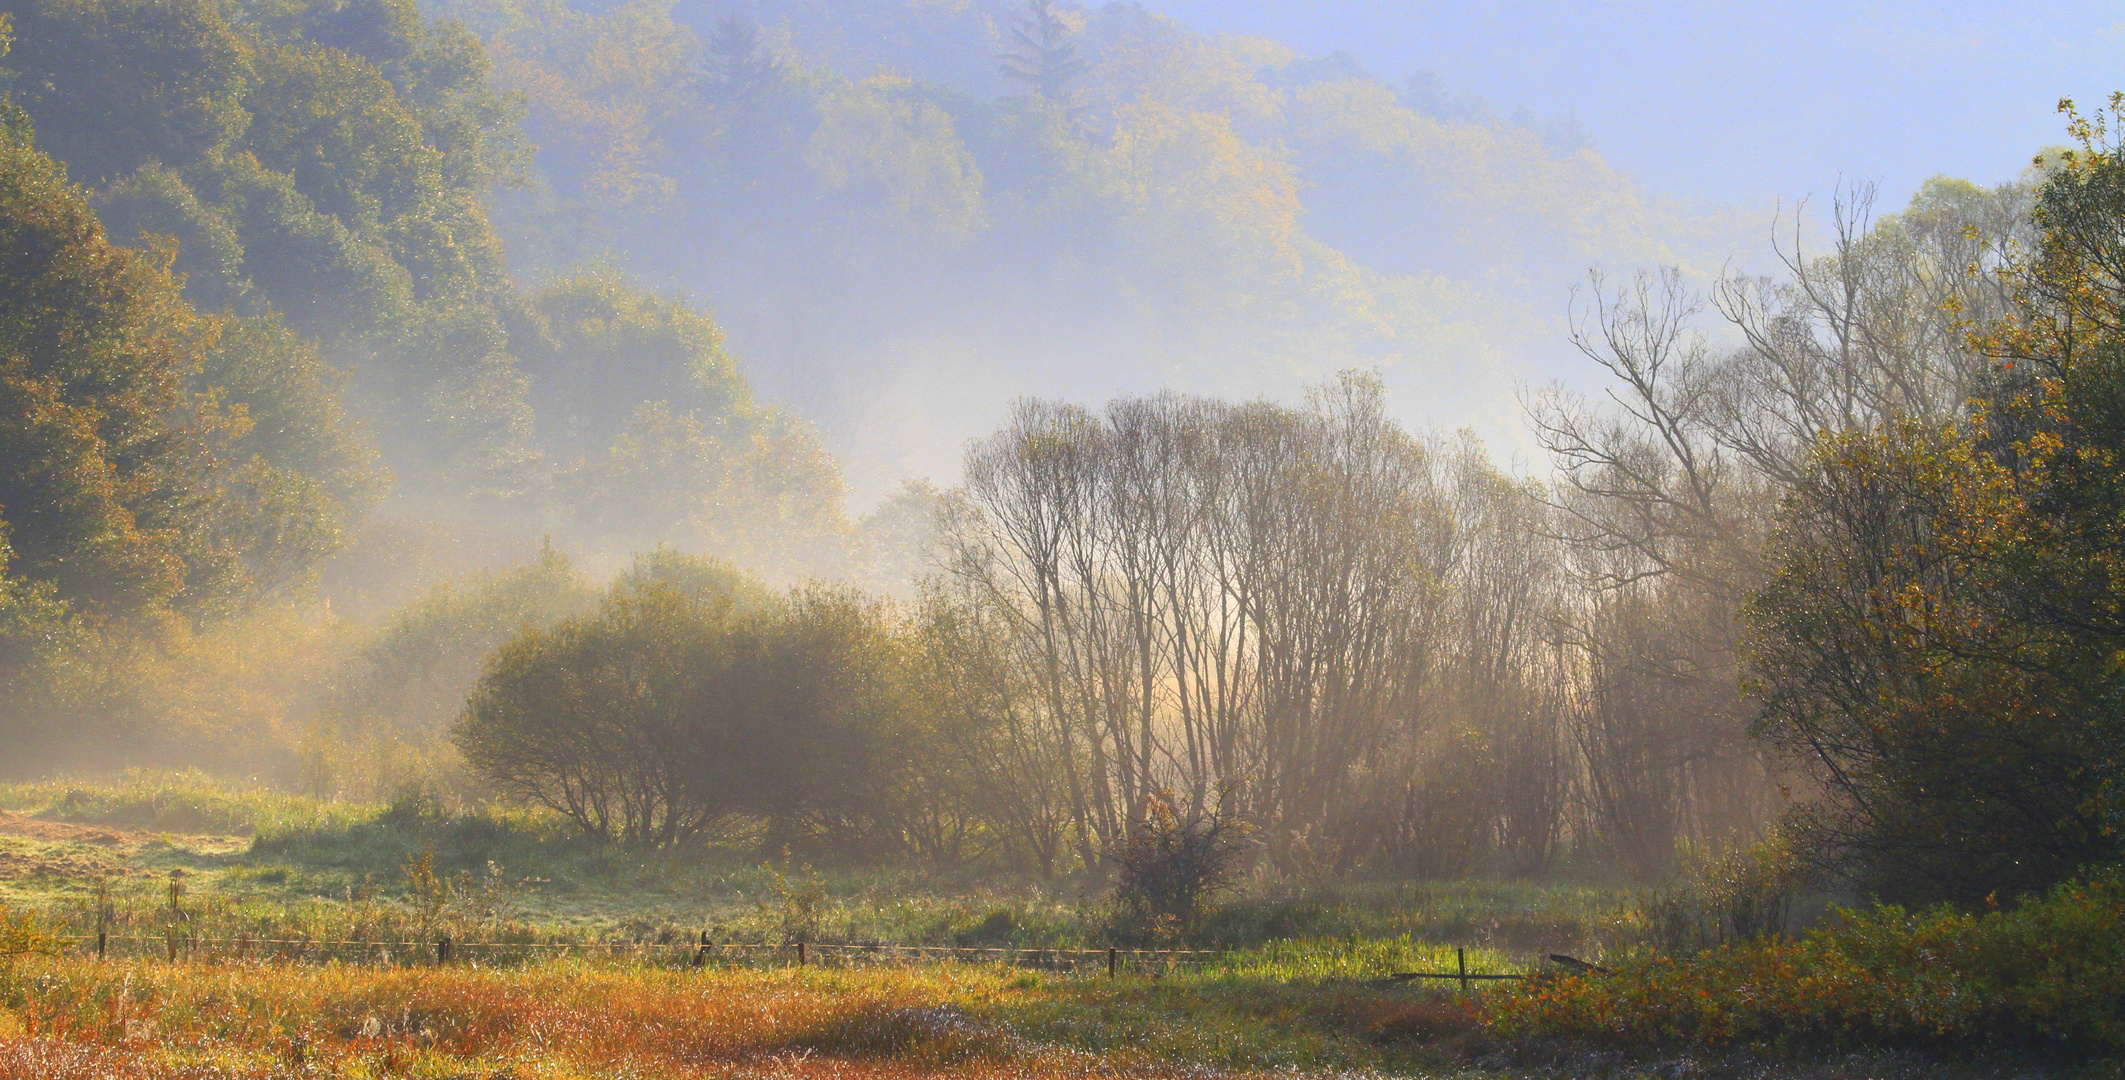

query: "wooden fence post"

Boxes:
[796, 941, 806, 966]
[1456, 947, 1467, 993]
[437, 936, 450, 965]
[1107, 947, 1117, 978]
[693, 931, 708, 969]
[95, 931, 106, 961]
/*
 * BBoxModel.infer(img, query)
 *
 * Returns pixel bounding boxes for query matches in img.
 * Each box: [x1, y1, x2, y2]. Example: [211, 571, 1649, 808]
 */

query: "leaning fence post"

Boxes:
[1456, 947, 1467, 993]
[1107, 947, 1117, 978]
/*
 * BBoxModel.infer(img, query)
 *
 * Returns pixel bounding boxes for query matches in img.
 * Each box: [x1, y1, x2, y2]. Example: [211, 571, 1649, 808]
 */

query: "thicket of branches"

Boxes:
[936, 376, 1569, 875]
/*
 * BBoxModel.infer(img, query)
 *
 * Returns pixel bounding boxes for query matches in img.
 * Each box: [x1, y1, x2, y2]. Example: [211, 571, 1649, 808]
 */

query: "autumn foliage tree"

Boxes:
[1745, 99, 2125, 903]
[4, 0, 534, 491]
[0, 78, 381, 764]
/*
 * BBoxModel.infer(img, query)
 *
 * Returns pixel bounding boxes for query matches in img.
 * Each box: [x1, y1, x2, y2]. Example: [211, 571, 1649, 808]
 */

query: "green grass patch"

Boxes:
[0, 775, 1643, 961]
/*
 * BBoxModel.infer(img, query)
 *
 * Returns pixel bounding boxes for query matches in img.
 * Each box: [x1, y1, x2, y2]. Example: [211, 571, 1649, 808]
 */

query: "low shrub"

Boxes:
[1105, 793, 1253, 945]
[1637, 829, 1807, 956]
[1488, 869, 2125, 1051]
[0, 904, 50, 970]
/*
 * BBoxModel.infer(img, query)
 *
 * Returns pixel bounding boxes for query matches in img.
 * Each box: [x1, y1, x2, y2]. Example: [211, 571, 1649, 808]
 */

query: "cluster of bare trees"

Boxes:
[931, 376, 1555, 874]
[923, 176, 2037, 881]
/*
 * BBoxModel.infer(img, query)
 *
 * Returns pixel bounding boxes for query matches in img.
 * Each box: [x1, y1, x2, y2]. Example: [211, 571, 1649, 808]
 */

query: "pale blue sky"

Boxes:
[1152, 0, 2123, 209]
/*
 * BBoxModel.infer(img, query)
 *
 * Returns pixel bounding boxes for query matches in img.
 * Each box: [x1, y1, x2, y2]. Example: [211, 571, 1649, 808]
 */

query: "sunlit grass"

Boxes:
[0, 954, 1492, 1078]
[0, 770, 376, 839]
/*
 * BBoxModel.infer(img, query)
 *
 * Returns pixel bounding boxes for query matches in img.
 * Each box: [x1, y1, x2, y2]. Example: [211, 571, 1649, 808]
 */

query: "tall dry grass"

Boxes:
[0, 955, 1481, 1079]
[0, 960, 1072, 1077]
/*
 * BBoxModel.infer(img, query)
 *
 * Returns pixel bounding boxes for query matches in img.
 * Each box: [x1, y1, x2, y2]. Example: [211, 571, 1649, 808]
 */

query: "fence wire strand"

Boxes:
[53, 935, 1233, 971]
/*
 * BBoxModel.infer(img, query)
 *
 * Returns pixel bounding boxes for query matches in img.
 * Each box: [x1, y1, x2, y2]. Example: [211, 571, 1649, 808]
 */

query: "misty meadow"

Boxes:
[0, 0, 2114, 1076]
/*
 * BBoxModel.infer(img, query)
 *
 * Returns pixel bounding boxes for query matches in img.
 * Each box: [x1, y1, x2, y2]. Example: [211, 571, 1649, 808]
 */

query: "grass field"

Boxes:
[0, 774, 2109, 1079]
[0, 772, 1636, 964]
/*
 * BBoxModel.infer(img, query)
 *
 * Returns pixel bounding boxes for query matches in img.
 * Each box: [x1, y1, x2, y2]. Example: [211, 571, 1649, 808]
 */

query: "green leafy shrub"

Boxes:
[0, 904, 52, 971]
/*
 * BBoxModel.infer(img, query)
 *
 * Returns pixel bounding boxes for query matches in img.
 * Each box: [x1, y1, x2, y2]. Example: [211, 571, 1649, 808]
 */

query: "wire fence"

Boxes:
[47, 933, 1565, 990]
[54, 933, 1235, 974]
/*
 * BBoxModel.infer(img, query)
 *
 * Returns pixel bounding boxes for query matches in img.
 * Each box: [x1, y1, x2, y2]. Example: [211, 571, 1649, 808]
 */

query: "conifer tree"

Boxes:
[998, 0, 1088, 107]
